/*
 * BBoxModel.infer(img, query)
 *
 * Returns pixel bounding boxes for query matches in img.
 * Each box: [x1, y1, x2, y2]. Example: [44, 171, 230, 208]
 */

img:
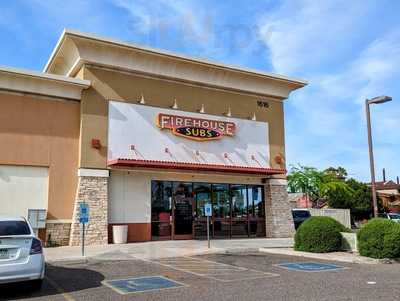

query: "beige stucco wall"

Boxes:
[79, 66, 286, 172]
[0, 93, 80, 220]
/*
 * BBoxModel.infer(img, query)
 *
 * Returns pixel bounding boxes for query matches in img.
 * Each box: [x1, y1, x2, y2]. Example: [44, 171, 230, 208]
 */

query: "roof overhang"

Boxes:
[0, 66, 90, 100]
[44, 29, 307, 99]
[108, 158, 286, 175]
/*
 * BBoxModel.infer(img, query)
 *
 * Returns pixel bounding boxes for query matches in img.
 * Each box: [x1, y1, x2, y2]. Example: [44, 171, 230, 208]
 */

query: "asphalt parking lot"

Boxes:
[1, 252, 400, 301]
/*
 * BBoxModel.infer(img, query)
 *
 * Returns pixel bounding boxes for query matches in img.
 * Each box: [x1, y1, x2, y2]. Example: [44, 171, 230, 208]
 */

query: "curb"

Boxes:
[46, 257, 90, 265]
[258, 248, 381, 265]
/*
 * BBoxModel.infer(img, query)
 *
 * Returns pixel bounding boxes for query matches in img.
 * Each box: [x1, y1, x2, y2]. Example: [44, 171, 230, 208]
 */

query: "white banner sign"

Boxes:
[108, 101, 270, 169]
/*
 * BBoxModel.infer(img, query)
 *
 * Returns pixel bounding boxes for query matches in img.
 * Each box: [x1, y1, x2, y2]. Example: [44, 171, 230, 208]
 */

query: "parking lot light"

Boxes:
[365, 95, 393, 217]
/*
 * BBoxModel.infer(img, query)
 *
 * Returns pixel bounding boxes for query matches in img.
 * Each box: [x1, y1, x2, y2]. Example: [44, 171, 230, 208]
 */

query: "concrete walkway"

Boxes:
[259, 247, 381, 264]
[44, 238, 293, 263]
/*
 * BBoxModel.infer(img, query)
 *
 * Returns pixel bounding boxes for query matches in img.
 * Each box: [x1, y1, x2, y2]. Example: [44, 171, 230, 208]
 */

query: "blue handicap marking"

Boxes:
[78, 202, 89, 224]
[204, 203, 212, 217]
[278, 262, 345, 272]
[103, 276, 185, 294]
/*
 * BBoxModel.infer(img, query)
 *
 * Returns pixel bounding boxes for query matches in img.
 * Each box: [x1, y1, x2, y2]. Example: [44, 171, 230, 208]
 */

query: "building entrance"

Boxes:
[172, 182, 193, 239]
[151, 180, 266, 240]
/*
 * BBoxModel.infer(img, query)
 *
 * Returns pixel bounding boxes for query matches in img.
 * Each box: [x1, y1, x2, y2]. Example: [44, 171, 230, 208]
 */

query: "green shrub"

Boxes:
[294, 216, 348, 253]
[357, 218, 400, 259]
[383, 225, 400, 258]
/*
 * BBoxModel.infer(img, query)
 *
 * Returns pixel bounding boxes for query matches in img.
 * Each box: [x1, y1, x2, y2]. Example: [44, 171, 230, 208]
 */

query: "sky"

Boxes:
[1, 0, 399, 182]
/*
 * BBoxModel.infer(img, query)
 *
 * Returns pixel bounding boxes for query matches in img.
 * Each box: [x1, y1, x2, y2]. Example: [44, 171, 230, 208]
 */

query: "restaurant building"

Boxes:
[0, 30, 307, 246]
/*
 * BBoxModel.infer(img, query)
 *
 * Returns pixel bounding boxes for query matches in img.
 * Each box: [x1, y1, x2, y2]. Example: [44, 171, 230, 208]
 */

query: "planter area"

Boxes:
[291, 217, 400, 262]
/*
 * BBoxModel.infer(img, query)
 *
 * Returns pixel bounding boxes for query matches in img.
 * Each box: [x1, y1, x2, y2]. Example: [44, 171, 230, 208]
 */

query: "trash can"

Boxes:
[112, 225, 128, 244]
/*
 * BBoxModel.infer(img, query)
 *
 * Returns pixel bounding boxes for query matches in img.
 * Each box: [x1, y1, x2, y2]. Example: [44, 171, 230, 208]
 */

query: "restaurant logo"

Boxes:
[157, 113, 236, 141]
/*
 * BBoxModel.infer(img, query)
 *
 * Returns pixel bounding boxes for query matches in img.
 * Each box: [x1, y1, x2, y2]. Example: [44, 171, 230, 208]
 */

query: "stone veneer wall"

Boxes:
[264, 179, 295, 238]
[69, 173, 109, 246]
[45, 223, 71, 246]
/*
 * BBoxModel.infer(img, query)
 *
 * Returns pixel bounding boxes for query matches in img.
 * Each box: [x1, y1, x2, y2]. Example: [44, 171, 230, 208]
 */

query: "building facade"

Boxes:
[0, 30, 307, 246]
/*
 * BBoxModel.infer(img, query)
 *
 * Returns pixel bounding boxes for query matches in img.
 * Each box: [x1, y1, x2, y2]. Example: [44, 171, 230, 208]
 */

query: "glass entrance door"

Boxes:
[193, 183, 211, 239]
[231, 184, 249, 237]
[212, 184, 230, 238]
[151, 181, 172, 240]
[248, 186, 266, 237]
[173, 182, 193, 239]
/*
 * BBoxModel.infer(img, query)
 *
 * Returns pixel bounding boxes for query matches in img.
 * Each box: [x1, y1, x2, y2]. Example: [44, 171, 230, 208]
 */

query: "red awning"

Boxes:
[108, 159, 286, 175]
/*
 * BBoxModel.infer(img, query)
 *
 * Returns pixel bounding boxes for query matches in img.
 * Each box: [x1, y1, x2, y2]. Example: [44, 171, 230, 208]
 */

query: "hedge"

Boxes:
[357, 218, 400, 259]
[294, 216, 349, 253]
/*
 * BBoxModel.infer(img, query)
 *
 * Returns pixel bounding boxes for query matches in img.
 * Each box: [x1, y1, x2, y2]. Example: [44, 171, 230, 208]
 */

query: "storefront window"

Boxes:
[173, 182, 193, 236]
[194, 183, 211, 217]
[151, 181, 266, 240]
[212, 184, 230, 218]
[230, 184, 248, 237]
[248, 185, 265, 237]
[248, 186, 265, 218]
[231, 184, 248, 218]
[151, 181, 172, 239]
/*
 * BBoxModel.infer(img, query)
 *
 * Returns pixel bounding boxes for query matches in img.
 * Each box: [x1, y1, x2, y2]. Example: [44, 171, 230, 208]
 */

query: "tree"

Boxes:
[324, 166, 348, 180]
[288, 165, 375, 221]
[287, 165, 353, 206]
[287, 165, 325, 203]
[345, 179, 372, 219]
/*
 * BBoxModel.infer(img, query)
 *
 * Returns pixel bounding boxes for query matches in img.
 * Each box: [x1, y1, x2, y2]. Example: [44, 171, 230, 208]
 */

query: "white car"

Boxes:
[0, 216, 45, 288]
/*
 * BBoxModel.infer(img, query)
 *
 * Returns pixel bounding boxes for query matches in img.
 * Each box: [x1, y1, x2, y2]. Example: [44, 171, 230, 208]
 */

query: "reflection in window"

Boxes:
[248, 186, 265, 217]
[212, 184, 230, 218]
[194, 183, 211, 217]
[231, 185, 247, 218]
[151, 181, 172, 222]
[151, 181, 173, 239]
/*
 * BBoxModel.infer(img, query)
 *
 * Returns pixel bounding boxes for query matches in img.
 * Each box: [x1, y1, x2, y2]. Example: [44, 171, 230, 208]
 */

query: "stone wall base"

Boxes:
[69, 173, 109, 246]
[45, 223, 71, 247]
[265, 179, 295, 238]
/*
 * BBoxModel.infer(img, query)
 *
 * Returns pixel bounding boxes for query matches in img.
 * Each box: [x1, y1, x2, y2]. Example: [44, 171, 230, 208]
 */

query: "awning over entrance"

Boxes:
[108, 159, 286, 175]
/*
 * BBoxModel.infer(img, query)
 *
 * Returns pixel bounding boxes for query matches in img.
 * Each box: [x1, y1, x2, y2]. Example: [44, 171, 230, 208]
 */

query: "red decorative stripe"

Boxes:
[107, 158, 286, 175]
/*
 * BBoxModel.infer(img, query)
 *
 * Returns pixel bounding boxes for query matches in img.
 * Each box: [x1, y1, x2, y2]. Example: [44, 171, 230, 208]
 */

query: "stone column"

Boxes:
[69, 169, 109, 246]
[45, 221, 72, 247]
[264, 178, 295, 238]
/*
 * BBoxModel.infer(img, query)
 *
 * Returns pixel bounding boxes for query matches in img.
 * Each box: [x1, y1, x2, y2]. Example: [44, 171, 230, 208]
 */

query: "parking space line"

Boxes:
[147, 256, 279, 282]
[179, 266, 247, 272]
[45, 276, 76, 301]
[186, 256, 278, 275]
[216, 274, 277, 283]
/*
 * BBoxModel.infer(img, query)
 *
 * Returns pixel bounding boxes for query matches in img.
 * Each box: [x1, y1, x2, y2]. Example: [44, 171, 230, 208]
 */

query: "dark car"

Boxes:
[292, 209, 311, 230]
[378, 212, 400, 223]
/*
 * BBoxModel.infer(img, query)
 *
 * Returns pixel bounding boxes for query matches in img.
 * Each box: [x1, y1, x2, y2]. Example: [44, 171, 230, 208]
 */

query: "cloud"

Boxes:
[2, 0, 398, 181]
[258, 0, 400, 181]
[111, 0, 214, 48]
[109, 0, 272, 67]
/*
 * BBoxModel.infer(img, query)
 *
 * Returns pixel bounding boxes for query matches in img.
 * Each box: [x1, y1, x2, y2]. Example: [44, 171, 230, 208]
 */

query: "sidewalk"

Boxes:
[259, 247, 381, 264]
[44, 238, 294, 263]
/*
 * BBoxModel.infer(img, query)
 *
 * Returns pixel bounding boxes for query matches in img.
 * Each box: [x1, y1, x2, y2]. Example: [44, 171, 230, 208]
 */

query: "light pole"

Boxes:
[365, 96, 392, 217]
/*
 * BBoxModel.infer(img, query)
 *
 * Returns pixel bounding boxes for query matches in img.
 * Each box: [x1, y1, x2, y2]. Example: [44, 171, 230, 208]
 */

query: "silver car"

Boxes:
[0, 216, 45, 288]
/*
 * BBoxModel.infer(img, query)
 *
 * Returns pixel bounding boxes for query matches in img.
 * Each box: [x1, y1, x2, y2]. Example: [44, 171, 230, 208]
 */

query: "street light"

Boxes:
[365, 95, 392, 218]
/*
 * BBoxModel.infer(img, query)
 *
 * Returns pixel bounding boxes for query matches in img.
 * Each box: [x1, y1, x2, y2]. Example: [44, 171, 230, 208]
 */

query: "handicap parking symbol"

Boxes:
[102, 276, 186, 295]
[277, 262, 345, 272]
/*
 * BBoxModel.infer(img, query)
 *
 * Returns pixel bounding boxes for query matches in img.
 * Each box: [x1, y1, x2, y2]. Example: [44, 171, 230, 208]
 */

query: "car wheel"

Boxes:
[30, 279, 43, 291]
